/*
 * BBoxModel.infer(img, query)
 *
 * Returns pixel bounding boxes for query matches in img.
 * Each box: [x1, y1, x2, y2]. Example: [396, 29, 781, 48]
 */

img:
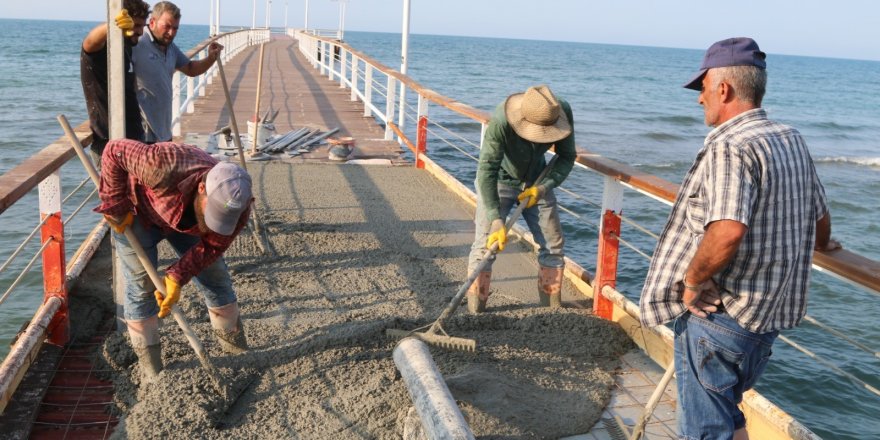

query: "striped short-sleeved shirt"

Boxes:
[640, 109, 828, 333]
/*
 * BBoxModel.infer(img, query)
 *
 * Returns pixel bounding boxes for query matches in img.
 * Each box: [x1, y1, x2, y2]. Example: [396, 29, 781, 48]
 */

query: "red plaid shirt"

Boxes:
[95, 139, 251, 285]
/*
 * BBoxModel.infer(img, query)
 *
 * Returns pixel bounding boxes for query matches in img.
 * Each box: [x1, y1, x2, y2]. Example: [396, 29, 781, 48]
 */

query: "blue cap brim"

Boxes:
[683, 69, 707, 91]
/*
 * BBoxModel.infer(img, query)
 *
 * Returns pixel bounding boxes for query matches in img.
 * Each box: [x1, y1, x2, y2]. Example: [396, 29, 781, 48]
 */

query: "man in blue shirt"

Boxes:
[132, 1, 223, 142]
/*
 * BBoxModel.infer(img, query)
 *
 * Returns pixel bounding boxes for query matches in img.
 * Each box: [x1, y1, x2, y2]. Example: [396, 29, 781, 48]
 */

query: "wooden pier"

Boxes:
[180, 35, 405, 162]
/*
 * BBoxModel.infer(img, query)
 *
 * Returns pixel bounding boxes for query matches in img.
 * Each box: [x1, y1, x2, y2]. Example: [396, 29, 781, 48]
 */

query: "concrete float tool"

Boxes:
[58, 114, 255, 412]
[386, 155, 560, 352]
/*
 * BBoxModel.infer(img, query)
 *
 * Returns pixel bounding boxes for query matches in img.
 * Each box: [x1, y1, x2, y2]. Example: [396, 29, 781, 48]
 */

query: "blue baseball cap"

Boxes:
[684, 37, 766, 90]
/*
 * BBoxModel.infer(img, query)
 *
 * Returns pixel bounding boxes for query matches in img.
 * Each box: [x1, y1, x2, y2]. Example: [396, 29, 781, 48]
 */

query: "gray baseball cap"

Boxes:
[684, 37, 766, 91]
[205, 162, 252, 235]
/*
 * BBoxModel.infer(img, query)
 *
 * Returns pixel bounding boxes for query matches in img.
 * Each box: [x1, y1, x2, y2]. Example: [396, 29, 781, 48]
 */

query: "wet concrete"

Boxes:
[98, 163, 633, 439]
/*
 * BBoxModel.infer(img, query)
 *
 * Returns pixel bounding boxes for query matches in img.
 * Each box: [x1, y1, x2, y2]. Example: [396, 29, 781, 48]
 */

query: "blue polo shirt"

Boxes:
[132, 29, 190, 142]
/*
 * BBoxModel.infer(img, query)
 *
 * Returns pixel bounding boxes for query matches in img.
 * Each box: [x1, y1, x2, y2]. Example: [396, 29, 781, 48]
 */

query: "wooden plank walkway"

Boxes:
[180, 35, 404, 162]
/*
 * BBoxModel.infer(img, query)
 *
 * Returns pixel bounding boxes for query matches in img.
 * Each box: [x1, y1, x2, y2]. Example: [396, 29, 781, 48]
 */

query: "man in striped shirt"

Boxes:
[639, 38, 838, 439]
[95, 139, 253, 381]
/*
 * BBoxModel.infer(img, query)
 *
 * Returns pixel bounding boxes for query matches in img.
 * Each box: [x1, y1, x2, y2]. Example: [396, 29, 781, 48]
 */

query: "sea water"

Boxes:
[1, 20, 878, 439]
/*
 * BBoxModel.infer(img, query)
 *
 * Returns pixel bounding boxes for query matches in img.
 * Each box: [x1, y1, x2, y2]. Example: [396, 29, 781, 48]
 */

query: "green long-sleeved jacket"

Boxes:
[476, 100, 576, 222]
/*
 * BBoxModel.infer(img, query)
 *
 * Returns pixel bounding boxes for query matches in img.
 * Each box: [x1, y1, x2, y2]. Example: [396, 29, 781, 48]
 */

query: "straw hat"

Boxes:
[504, 85, 571, 143]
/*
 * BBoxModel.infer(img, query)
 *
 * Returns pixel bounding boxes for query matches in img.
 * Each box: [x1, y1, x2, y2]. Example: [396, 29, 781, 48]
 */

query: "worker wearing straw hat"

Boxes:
[467, 85, 577, 313]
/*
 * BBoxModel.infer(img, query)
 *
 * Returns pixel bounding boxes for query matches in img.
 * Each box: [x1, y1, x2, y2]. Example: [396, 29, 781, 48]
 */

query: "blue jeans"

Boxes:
[467, 182, 565, 273]
[114, 219, 237, 320]
[674, 312, 778, 440]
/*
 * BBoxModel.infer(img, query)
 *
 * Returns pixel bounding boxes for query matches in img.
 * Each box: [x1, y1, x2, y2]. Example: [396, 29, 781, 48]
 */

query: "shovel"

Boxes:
[57, 114, 253, 406]
[386, 155, 560, 352]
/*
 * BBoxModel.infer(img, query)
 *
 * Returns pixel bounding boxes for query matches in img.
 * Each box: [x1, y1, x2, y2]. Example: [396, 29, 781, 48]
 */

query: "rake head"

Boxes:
[385, 328, 476, 353]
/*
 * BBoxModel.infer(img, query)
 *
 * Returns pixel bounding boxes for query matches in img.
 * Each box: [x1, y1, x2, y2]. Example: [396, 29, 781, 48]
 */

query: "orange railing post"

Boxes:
[593, 209, 620, 319]
[38, 173, 69, 345]
[593, 176, 624, 320]
[416, 115, 428, 169]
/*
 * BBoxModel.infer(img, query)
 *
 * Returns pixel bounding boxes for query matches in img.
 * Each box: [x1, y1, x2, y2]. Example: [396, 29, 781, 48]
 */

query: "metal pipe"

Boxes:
[260, 128, 307, 151]
[65, 221, 109, 291]
[392, 337, 475, 440]
[304, 0, 309, 30]
[0, 296, 61, 414]
[265, 0, 270, 29]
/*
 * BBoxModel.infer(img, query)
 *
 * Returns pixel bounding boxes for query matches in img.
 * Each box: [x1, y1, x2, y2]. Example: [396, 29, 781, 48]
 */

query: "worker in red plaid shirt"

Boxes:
[95, 139, 253, 381]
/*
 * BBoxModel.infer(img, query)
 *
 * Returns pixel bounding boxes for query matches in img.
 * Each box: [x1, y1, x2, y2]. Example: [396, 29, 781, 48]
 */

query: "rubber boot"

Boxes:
[538, 266, 564, 309]
[127, 316, 163, 382]
[466, 271, 492, 314]
[208, 302, 248, 354]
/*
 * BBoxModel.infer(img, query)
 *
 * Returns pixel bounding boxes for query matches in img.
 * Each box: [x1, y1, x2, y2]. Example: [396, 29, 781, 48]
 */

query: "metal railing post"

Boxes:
[594, 176, 624, 320]
[363, 65, 373, 117]
[186, 66, 195, 113]
[320, 41, 327, 75]
[172, 72, 181, 137]
[350, 55, 359, 101]
[206, 47, 215, 85]
[38, 171, 69, 345]
[327, 42, 335, 80]
[416, 94, 428, 169]
[397, 83, 407, 138]
[339, 48, 347, 88]
[384, 76, 397, 140]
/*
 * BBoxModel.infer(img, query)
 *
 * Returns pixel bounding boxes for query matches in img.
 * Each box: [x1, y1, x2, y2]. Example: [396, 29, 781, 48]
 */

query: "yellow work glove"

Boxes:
[115, 9, 134, 37]
[154, 276, 181, 319]
[517, 185, 544, 209]
[104, 212, 134, 234]
[486, 219, 507, 252]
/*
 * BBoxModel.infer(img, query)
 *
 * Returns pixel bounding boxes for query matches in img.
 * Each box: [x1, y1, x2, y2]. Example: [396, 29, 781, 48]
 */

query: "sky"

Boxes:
[3, 0, 878, 61]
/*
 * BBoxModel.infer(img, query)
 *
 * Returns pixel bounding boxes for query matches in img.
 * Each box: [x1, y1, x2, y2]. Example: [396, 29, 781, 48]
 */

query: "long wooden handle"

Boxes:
[252, 43, 266, 154]
[57, 115, 215, 369]
[433, 154, 561, 323]
[216, 58, 249, 171]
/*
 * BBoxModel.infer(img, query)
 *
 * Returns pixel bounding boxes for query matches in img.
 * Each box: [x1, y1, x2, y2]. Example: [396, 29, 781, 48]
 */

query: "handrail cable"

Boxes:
[0, 238, 54, 308]
[62, 188, 98, 226]
[778, 334, 880, 398]
[554, 185, 603, 210]
[618, 212, 661, 241]
[0, 177, 92, 277]
[427, 119, 481, 150]
[0, 217, 51, 277]
[802, 315, 880, 360]
[424, 126, 478, 162]
[610, 232, 653, 261]
[63, 177, 91, 204]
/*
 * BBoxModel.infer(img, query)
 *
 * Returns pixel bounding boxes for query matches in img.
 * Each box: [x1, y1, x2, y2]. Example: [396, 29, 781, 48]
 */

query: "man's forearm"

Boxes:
[815, 213, 831, 249]
[180, 57, 215, 77]
[684, 219, 747, 285]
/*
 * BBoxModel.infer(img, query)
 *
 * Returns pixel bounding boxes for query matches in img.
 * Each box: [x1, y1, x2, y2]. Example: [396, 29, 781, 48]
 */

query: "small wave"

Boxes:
[815, 156, 880, 168]
[631, 161, 687, 169]
[641, 132, 686, 142]
[806, 121, 867, 131]
[644, 115, 703, 126]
